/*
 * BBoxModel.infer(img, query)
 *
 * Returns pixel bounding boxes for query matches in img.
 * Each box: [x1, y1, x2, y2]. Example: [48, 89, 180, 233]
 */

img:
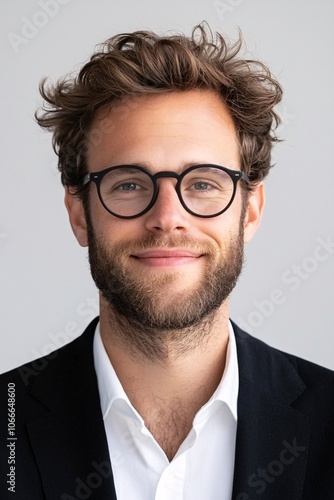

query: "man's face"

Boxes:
[67, 90, 263, 334]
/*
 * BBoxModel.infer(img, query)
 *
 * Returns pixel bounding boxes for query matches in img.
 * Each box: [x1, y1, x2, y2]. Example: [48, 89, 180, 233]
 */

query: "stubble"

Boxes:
[86, 217, 245, 361]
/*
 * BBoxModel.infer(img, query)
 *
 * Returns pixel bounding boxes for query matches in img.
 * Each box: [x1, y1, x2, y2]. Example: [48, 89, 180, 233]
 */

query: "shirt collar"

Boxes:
[93, 322, 133, 419]
[93, 320, 238, 422]
[200, 320, 239, 421]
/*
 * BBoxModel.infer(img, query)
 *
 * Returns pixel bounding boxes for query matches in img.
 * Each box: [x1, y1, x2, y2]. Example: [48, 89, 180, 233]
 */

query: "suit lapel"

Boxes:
[232, 324, 310, 500]
[26, 318, 118, 500]
[24, 318, 312, 499]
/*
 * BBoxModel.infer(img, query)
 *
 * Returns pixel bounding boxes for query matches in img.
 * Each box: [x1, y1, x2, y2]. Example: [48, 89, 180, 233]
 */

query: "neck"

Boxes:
[99, 295, 230, 460]
[99, 294, 230, 411]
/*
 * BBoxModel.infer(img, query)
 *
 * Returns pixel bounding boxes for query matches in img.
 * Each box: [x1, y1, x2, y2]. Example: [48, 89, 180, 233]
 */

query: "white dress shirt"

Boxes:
[93, 321, 239, 500]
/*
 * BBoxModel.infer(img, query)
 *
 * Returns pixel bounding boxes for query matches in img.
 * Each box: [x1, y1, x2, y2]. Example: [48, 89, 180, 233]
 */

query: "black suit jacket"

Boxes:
[1, 318, 333, 499]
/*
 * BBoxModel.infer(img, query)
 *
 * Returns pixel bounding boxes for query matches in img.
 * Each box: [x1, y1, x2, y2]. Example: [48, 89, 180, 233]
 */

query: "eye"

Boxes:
[187, 179, 220, 192]
[116, 182, 142, 191]
[109, 178, 150, 193]
[192, 181, 213, 190]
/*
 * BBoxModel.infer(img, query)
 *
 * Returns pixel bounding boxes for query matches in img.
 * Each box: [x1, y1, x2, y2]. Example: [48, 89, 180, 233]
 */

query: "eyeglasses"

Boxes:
[80, 164, 250, 219]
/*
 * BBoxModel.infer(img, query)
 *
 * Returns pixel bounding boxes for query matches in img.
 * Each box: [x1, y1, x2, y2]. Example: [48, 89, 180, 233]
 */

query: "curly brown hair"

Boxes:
[35, 23, 282, 195]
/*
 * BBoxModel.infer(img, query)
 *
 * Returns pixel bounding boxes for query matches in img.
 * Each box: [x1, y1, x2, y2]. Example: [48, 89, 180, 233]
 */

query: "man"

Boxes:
[1, 24, 333, 500]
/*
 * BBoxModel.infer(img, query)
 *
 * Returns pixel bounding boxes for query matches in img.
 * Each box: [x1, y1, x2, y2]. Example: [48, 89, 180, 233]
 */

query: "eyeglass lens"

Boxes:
[99, 166, 235, 217]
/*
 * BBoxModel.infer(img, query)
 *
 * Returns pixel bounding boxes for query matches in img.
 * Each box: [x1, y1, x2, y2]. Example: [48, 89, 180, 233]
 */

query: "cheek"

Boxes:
[203, 207, 244, 247]
[93, 211, 145, 243]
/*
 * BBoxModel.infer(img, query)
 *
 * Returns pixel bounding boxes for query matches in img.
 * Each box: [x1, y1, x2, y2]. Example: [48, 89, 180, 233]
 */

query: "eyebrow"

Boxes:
[124, 161, 214, 173]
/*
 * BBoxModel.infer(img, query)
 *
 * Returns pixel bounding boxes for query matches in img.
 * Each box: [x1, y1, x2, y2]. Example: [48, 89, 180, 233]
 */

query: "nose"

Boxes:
[143, 178, 191, 234]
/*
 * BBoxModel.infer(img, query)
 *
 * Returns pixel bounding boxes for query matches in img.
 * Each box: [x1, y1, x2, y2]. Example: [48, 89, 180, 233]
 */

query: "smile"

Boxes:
[131, 248, 203, 267]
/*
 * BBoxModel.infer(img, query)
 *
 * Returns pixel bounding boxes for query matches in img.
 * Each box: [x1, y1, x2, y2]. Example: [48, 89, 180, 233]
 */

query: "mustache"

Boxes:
[108, 234, 219, 257]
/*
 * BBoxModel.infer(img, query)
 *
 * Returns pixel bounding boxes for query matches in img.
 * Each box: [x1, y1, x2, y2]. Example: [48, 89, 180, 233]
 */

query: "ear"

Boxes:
[64, 187, 88, 247]
[243, 182, 265, 243]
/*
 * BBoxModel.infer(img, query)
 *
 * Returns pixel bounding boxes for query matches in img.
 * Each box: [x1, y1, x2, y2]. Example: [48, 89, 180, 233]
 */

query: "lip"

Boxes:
[133, 248, 202, 258]
[132, 248, 203, 267]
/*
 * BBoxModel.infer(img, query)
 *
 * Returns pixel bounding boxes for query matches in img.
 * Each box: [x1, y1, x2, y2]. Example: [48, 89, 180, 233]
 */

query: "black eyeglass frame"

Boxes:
[80, 164, 250, 219]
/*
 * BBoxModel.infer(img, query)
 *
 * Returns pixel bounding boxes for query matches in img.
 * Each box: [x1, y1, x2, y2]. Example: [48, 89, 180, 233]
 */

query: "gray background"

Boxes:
[1, 0, 333, 373]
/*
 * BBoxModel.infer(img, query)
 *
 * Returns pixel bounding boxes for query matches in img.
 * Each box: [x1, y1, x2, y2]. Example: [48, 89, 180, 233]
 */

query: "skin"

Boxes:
[65, 89, 264, 459]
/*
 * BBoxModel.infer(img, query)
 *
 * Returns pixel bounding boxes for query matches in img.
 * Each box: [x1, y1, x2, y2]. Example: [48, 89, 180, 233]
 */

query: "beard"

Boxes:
[86, 213, 245, 359]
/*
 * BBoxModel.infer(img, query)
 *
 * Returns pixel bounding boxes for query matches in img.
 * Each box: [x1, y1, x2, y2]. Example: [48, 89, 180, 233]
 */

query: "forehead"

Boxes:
[86, 90, 240, 171]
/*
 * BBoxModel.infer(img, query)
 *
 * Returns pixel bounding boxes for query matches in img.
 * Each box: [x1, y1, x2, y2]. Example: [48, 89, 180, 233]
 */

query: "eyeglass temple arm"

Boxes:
[236, 171, 250, 184]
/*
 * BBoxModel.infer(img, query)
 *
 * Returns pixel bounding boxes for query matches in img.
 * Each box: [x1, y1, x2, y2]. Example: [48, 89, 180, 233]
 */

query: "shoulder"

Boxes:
[0, 317, 99, 393]
[232, 320, 334, 377]
[232, 320, 334, 422]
